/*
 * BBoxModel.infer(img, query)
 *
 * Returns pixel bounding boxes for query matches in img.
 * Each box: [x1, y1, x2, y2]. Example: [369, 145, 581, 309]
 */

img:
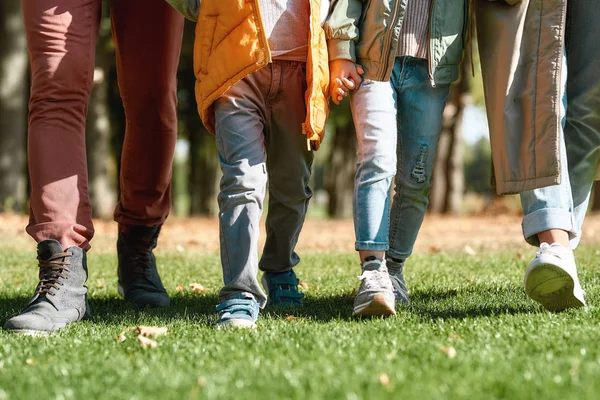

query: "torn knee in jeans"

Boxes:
[410, 145, 428, 183]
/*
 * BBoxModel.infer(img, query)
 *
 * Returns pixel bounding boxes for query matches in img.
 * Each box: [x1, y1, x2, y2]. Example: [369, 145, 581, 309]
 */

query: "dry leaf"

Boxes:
[379, 373, 391, 386]
[298, 281, 310, 289]
[137, 335, 158, 349]
[176, 284, 184, 292]
[285, 315, 297, 322]
[96, 280, 105, 289]
[439, 345, 457, 359]
[138, 326, 168, 337]
[429, 244, 441, 253]
[117, 325, 168, 347]
[464, 245, 477, 256]
[189, 283, 209, 293]
[25, 358, 35, 366]
[516, 250, 525, 260]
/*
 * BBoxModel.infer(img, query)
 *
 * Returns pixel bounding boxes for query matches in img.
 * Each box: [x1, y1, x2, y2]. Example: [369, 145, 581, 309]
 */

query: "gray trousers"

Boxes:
[213, 61, 313, 308]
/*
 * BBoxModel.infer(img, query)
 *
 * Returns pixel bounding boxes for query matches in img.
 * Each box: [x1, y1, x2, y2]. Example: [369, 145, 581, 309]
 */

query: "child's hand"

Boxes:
[329, 60, 364, 105]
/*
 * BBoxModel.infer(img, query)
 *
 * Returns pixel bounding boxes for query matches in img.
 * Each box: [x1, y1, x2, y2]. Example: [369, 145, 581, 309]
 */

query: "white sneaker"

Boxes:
[524, 242, 586, 311]
[353, 259, 396, 317]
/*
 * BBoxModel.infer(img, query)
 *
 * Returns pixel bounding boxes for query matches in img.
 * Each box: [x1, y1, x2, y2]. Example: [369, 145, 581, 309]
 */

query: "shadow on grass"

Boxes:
[263, 295, 355, 322]
[0, 294, 221, 327]
[1, 285, 536, 327]
[408, 285, 535, 319]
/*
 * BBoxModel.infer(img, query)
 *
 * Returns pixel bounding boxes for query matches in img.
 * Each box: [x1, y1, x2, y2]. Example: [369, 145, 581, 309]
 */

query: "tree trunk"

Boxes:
[178, 20, 219, 216]
[429, 41, 471, 214]
[325, 100, 357, 218]
[0, 1, 28, 211]
[85, 14, 117, 219]
[592, 182, 600, 212]
[188, 123, 218, 216]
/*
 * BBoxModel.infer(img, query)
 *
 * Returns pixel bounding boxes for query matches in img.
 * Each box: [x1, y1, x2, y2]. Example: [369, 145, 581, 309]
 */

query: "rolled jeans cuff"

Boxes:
[355, 241, 389, 252]
[521, 208, 578, 247]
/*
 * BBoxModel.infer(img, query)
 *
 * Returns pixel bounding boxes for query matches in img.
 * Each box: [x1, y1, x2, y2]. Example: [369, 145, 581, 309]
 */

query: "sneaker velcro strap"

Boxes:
[268, 274, 300, 286]
[216, 298, 258, 320]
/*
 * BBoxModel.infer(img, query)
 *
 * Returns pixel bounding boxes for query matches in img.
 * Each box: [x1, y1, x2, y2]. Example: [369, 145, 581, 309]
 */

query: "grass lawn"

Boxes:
[0, 244, 599, 399]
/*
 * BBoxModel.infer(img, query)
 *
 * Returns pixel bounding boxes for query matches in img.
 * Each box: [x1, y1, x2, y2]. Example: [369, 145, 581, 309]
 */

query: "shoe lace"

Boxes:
[36, 251, 72, 296]
[357, 269, 388, 291]
[127, 246, 153, 277]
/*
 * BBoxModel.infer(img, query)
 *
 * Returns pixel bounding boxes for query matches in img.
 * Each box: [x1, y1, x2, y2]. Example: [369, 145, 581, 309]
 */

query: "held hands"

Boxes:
[329, 60, 365, 105]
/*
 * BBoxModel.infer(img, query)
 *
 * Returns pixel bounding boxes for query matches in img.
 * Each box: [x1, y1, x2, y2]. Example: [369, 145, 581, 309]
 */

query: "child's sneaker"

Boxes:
[386, 258, 410, 304]
[524, 242, 586, 311]
[353, 258, 396, 317]
[262, 270, 304, 307]
[216, 296, 259, 329]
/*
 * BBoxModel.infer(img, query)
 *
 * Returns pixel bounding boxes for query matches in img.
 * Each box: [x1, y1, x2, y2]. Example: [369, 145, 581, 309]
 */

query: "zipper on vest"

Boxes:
[378, 1, 402, 82]
[253, 0, 272, 66]
[427, 0, 436, 88]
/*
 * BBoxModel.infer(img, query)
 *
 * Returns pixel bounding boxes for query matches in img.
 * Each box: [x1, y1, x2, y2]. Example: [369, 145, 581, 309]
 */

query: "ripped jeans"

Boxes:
[350, 56, 450, 258]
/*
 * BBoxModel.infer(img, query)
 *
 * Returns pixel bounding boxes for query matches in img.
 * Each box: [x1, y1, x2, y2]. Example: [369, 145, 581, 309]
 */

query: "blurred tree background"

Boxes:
[2, 6, 596, 219]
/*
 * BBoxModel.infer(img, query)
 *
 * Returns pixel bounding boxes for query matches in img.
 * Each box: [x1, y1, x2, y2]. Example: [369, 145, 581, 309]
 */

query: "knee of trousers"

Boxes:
[217, 162, 268, 206]
[121, 84, 178, 127]
[356, 155, 397, 183]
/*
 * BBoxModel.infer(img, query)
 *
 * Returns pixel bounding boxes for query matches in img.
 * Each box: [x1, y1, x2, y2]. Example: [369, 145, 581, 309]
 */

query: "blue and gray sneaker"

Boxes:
[262, 270, 304, 307]
[353, 258, 395, 317]
[386, 257, 410, 304]
[216, 296, 259, 329]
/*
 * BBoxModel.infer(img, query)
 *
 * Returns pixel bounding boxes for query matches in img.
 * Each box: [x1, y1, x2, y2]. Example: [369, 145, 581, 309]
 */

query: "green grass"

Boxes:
[1, 245, 599, 399]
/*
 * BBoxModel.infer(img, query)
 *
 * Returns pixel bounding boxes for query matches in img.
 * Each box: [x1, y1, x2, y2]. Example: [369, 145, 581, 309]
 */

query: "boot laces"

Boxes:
[128, 246, 153, 277]
[36, 252, 72, 296]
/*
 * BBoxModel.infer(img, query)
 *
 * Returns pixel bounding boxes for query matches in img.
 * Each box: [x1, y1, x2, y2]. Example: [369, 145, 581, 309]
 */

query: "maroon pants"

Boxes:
[22, 0, 184, 250]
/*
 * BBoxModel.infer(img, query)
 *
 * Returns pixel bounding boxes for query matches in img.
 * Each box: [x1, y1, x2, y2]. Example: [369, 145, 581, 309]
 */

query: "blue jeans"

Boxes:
[351, 57, 450, 258]
[213, 62, 313, 308]
[520, 2, 600, 249]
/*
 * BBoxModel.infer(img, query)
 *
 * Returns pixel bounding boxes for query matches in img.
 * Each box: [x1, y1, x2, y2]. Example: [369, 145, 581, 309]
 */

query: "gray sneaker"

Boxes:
[3, 240, 90, 335]
[353, 258, 396, 317]
[386, 257, 410, 304]
[117, 225, 170, 308]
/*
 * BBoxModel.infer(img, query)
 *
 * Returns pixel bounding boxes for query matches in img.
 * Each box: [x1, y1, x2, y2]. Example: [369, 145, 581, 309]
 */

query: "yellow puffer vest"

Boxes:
[194, 0, 329, 150]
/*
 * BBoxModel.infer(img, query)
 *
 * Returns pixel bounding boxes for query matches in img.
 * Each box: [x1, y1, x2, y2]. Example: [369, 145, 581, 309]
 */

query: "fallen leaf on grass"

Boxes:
[429, 245, 441, 253]
[25, 358, 35, 366]
[137, 335, 158, 349]
[96, 280, 105, 289]
[439, 345, 457, 359]
[516, 250, 525, 260]
[189, 283, 209, 293]
[379, 373, 391, 386]
[118, 326, 168, 348]
[298, 281, 310, 290]
[138, 326, 168, 337]
[285, 316, 297, 322]
[176, 284, 184, 292]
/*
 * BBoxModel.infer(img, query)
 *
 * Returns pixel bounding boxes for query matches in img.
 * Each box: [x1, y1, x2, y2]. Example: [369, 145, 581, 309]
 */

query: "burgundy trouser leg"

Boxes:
[22, 0, 183, 250]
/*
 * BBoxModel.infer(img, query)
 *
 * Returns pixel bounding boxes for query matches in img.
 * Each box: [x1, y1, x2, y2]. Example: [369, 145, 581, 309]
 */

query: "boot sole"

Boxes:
[353, 294, 396, 317]
[525, 264, 585, 312]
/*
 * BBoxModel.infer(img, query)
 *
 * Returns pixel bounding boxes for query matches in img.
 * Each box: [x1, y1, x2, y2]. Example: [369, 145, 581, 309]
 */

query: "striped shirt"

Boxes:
[397, 0, 431, 59]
